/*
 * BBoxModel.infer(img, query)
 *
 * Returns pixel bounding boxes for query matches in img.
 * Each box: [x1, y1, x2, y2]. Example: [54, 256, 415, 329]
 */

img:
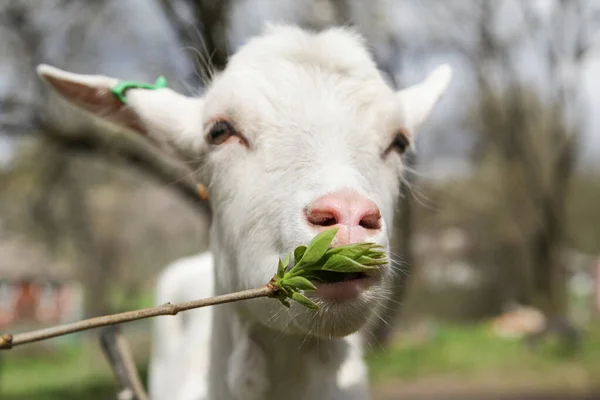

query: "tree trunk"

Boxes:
[366, 151, 416, 347]
[531, 133, 576, 317]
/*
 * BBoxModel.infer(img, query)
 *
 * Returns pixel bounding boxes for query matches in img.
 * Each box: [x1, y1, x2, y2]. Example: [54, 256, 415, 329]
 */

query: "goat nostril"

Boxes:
[359, 212, 382, 230]
[319, 217, 337, 226]
[307, 210, 338, 227]
[306, 192, 382, 231]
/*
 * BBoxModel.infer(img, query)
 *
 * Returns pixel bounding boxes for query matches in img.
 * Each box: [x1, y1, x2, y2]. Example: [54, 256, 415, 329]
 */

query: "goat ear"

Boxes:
[36, 64, 204, 155]
[397, 64, 452, 133]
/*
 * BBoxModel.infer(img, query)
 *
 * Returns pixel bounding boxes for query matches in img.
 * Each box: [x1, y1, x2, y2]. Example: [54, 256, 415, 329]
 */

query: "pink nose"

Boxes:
[305, 190, 382, 245]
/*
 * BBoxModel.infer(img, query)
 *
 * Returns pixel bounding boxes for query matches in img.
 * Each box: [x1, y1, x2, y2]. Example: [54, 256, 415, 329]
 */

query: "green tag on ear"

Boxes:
[111, 76, 167, 104]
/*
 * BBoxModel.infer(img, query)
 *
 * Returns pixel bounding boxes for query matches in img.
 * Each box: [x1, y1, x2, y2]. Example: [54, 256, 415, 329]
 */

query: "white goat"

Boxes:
[37, 24, 451, 400]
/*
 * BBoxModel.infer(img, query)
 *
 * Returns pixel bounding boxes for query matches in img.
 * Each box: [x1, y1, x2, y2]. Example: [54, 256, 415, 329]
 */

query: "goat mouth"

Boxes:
[309, 271, 376, 302]
[309, 270, 368, 284]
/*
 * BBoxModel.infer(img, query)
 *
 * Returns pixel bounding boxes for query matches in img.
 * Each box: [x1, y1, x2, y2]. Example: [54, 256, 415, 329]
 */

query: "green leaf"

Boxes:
[301, 228, 338, 265]
[300, 273, 326, 283]
[277, 286, 291, 297]
[270, 231, 389, 310]
[282, 253, 291, 268]
[355, 255, 387, 266]
[364, 248, 386, 258]
[327, 243, 375, 259]
[277, 297, 291, 308]
[321, 254, 376, 273]
[291, 292, 320, 310]
[283, 276, 317, 291]
[294, 246, 307, 264]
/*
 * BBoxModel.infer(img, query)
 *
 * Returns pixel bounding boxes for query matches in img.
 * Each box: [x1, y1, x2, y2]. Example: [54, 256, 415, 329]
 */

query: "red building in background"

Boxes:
[0, 237, 83, 330]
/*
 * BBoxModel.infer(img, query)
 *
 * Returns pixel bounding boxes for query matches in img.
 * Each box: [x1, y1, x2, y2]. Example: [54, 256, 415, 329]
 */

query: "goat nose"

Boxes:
[305, 190, 382, 237]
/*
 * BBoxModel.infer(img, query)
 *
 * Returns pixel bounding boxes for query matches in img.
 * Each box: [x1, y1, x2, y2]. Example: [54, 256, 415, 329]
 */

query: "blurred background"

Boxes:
[1, 0, 599, 399]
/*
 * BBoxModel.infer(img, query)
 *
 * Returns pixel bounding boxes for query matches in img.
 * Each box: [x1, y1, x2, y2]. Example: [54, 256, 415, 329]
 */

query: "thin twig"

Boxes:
[0, 285, 276, 350]
[100, 326, 149, 400]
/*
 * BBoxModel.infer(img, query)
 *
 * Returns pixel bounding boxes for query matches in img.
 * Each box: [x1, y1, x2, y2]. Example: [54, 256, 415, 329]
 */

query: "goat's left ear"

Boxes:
[36, 64, 204, 157]
[396, 64, 452, 133]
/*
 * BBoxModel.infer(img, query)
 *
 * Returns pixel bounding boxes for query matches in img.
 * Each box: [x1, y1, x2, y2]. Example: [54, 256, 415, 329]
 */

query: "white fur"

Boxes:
[148, 253, 370, 400]
[37, 24, 451, 400]
[148, 253, 214, 400]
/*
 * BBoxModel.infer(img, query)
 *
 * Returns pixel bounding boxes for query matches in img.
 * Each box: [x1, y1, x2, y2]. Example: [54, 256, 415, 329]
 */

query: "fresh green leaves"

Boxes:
[291, 292, 320, 310]
[284, 276, 317, 291]
[301, 228, 339, 265]
[269, 227, 388, 310]
[277, 259, 285, 280]
[321, 255, 370, 273]
[294, 246, 306, 264]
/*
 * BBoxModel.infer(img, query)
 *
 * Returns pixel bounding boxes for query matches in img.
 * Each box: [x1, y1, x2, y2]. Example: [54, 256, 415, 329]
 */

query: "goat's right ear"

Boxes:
[397, 64, 452, 134]
[36, 64, 205, 155]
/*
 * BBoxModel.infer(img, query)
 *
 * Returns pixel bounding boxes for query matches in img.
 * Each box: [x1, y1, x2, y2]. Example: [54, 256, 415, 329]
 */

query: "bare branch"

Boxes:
[39, 122, 212, 219]
[100, 326, 149, 400]
[0, 285, 276, 350]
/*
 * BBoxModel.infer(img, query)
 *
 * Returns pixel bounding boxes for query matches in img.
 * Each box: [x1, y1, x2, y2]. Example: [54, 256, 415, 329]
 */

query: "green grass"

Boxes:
[0, 338, 149, 400]
[0, 344, 114, 399]
[2, 322, 600, 399]
[367, 321, 600, 391]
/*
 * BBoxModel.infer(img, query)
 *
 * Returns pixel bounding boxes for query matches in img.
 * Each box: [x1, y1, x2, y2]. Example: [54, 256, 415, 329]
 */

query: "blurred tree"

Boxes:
[159, 0, 232, 84]
[0, 0, 210, 316]
[391, 0, 599, 335]
[467, 0, 595, 319]
[565, 174, 600, 254]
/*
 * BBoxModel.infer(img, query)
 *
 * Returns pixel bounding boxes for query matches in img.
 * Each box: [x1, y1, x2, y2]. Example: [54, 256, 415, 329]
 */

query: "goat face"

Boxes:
[37, 25, 451, 338]
[198, 26, 450, 337]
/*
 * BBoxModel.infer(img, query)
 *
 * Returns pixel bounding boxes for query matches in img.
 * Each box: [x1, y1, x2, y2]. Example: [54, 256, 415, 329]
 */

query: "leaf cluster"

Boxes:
[270, 228, 388, 310]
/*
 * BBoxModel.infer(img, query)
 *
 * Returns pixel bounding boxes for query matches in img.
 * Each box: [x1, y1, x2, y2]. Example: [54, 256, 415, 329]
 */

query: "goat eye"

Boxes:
[390, 132, 410, 154]
[207, 120, 235, 145]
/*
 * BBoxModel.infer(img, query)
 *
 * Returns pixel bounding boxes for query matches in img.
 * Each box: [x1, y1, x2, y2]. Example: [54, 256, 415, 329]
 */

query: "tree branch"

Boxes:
[39, 122, 212, 219]
[0, 285, 276, 350]
[2, 1, 212, 220]
[100, 326, 149, 400]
